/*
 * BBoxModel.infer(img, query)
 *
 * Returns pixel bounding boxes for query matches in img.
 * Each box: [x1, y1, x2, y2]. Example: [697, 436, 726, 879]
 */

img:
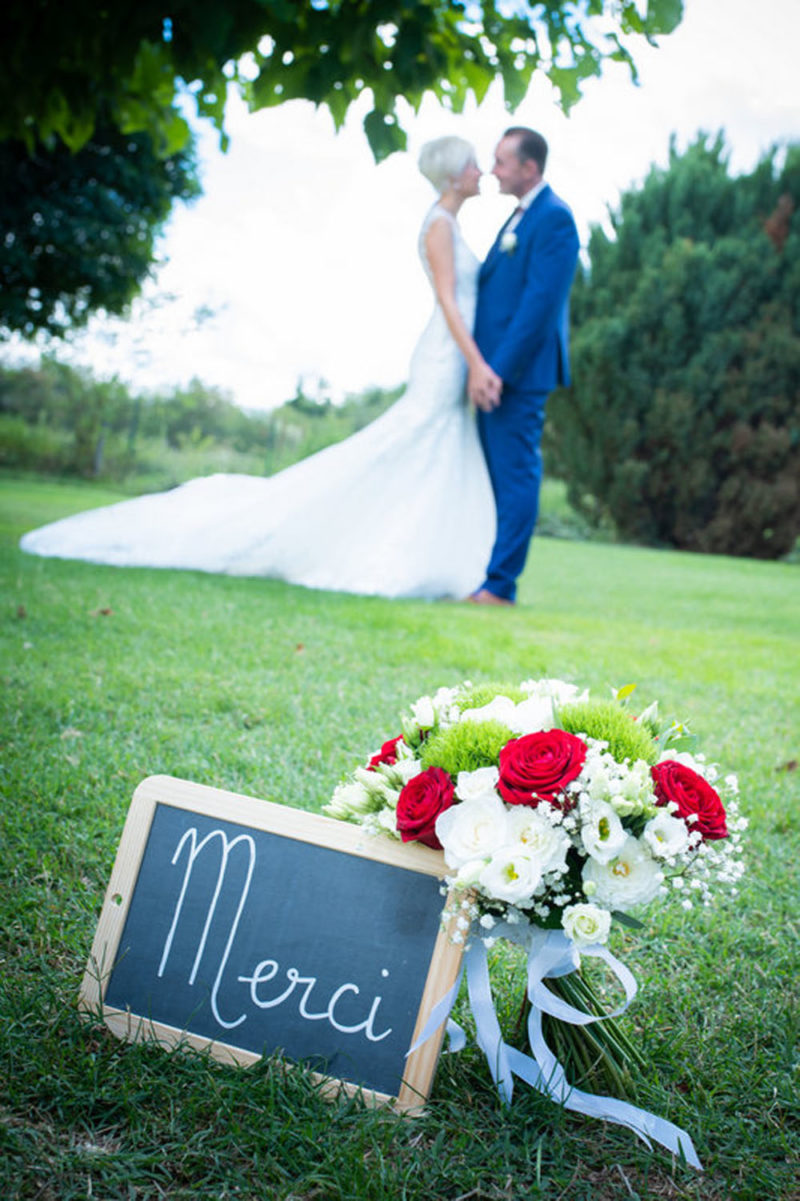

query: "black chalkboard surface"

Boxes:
[81, 775, 462, 1109]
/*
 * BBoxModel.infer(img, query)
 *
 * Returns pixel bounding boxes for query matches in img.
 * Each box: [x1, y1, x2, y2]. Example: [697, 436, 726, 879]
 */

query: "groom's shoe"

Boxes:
[466, 588, 514, 606]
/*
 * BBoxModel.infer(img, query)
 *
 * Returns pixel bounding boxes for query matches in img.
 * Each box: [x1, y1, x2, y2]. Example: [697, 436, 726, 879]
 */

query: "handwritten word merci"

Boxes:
[156, 825, 392, 1042]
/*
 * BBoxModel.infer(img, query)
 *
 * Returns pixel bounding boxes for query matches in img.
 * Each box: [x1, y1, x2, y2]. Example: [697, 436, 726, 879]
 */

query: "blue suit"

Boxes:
[474, 184, 579, 601]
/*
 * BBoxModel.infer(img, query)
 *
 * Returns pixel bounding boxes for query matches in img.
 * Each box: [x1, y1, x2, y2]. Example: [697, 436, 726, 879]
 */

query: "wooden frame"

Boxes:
[80, 774, 463, 1111]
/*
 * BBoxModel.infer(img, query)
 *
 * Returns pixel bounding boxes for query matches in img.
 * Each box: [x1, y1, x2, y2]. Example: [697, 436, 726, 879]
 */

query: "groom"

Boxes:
[468, 127, 579, 605]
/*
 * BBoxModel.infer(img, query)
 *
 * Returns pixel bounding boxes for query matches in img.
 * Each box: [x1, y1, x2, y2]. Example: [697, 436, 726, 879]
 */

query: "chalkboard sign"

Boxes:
[80, 775, 462, 1110]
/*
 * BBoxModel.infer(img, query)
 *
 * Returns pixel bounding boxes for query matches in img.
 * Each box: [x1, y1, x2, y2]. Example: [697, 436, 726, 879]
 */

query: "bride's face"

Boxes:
[454, 159, 481, 199]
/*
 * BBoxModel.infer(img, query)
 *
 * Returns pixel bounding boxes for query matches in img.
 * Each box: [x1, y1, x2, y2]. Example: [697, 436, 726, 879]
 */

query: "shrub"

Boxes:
[0, 414, 68, 471]
[547, 135, 800, 559]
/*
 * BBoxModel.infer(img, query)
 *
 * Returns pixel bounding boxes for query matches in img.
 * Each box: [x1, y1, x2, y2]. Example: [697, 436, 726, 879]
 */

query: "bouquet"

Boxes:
[325, 678, 746, 1165]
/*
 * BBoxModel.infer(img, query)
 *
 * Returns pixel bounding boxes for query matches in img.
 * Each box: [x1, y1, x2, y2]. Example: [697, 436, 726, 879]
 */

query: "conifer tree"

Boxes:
[547, 135, 800, 559]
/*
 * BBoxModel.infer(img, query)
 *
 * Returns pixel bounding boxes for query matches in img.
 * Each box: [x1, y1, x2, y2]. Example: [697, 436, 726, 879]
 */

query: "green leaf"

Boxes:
[659, 725, 699, 754]
[461, 58, 494, 106]
[547, 65, 584, 113]
[157, 111, 193, 157]
[501, 55, 536, 112]
[51, 102, 96, 154]
[646, 0, 685, 35]
[619, 3, 647, 36]
[129, 40, 176, 108]
[324, 87, 350, 131]
[363, 108, 407, 163]
[249, 62, 285, 110]
[611, 910, 646, 930]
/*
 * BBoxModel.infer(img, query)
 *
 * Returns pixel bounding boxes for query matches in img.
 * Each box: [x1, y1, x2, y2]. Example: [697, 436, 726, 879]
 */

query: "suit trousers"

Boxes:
[477, 389, 547, 602]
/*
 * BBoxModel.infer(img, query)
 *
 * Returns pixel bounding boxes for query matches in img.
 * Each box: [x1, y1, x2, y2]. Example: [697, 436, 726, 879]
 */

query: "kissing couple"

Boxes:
[21, 127, 580, 607]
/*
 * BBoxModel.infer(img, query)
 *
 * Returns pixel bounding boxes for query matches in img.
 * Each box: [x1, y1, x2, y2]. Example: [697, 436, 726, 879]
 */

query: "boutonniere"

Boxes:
[500, 230, 517, 255]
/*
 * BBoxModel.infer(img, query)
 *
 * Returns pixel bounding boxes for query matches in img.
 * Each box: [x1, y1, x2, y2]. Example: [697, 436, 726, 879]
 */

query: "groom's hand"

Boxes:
[469, 363, 503, 412]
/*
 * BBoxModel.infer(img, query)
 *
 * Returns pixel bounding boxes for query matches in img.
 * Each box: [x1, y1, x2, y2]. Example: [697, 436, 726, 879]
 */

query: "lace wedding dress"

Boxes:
[21, 206, 495, 599]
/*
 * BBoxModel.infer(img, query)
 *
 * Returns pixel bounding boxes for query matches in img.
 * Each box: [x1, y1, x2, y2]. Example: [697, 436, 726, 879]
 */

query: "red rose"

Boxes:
[395, 767, 455, 849]
[651, 760, 728, 840]
[367, 735, 405, 770]
[497, 729, 587, 810]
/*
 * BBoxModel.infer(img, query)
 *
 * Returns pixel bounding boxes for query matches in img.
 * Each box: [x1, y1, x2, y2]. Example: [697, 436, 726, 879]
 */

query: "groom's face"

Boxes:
[492, 135, 539, 199]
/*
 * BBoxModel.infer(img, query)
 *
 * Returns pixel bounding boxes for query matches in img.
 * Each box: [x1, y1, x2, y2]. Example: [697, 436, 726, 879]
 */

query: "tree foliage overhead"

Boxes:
[0, 124, 200, 339]
[546, 134, 800, 560]
[3, 0, 684, 161]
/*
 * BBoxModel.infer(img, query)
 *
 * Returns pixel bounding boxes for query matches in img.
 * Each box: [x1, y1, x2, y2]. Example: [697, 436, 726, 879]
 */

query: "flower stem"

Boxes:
[538, 970, 647, 1097]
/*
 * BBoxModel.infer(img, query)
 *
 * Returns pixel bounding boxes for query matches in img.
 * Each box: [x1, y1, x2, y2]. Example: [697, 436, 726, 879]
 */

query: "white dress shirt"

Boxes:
[505, 179, 547, 235]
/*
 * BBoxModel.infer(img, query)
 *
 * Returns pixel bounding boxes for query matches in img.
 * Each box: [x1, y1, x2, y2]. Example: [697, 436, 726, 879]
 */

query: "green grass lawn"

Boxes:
[1, 475, 798, 1200]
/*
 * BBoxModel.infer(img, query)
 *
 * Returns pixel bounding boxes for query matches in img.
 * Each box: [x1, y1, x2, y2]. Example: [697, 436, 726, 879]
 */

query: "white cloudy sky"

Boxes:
[8, 0, 799, 411]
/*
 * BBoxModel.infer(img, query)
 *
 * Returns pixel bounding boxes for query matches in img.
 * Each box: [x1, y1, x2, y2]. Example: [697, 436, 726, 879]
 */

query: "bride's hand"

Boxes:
[469, 361, 503, 411]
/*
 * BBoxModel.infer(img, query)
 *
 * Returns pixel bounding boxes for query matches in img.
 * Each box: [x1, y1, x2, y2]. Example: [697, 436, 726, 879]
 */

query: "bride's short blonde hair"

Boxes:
[418, 136, 475, 192]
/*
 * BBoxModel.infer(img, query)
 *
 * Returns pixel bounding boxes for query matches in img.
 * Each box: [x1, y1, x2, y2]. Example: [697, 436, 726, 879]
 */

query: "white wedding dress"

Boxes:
[21, 206, 495, 599]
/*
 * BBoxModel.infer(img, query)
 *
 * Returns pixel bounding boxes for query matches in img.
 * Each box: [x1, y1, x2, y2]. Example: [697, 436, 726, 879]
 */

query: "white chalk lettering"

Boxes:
[158, 826, 256, 1030]
[362, 993, 393, 1043]
[157, 822, 396, 1045]
[242, 958, 282, 1005]
[295, 970, 335, 1021]
[328, 982, 392, 1042]
[238, 963, 392, 1042]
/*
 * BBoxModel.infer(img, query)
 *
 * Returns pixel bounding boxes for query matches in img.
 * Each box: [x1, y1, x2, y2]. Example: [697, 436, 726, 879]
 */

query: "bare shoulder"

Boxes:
[424, 210, 456, 258]
[424, 206, 456, 236]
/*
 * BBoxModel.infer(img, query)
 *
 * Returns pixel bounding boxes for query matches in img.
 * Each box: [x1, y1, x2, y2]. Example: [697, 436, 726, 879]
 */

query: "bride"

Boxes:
[21, 137, 497, 600]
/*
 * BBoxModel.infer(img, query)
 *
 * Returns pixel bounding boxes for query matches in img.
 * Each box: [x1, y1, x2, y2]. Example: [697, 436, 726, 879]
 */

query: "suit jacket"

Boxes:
[475, 184, 579, 393]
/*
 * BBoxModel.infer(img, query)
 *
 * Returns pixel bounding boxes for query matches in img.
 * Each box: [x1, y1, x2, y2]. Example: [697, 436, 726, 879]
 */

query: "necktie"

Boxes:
[506, 205, 525, 235]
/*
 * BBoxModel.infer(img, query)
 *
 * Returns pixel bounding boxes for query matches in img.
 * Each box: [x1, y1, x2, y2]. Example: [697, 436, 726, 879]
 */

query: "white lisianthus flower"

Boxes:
[375, 807, 402, 835]
[353, 766, 398, 800]
[383, 755, 424, 786]
[582, 835, 664, 911]
[411, 695, 436, 728]
[506, 806, 570, 875]
[505, 695, 556, 734]
[479, 847, 541, 905]
[656, 747, 708, 776]
[643, 810, 691, 858]
[519, 678, 588, 706]
[435, 795, 509, 868]
[455, 766, 500, 803]
[459, 695, 518, 727]
[459, 694, 558, 735]
[402, 694, 439, 743]
[453, 858, 486, 888]
[562, 903, 612, 946]
[500, 230, 518, 254]
[431, 685, 462, 727]
[324, 780, 375, 819]
[580, 799, 628, 865]
[637, 700, 659, 727]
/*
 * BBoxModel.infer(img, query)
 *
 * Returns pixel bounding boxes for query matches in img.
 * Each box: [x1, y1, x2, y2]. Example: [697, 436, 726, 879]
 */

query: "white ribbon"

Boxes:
[408, 923, 702, 1170]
